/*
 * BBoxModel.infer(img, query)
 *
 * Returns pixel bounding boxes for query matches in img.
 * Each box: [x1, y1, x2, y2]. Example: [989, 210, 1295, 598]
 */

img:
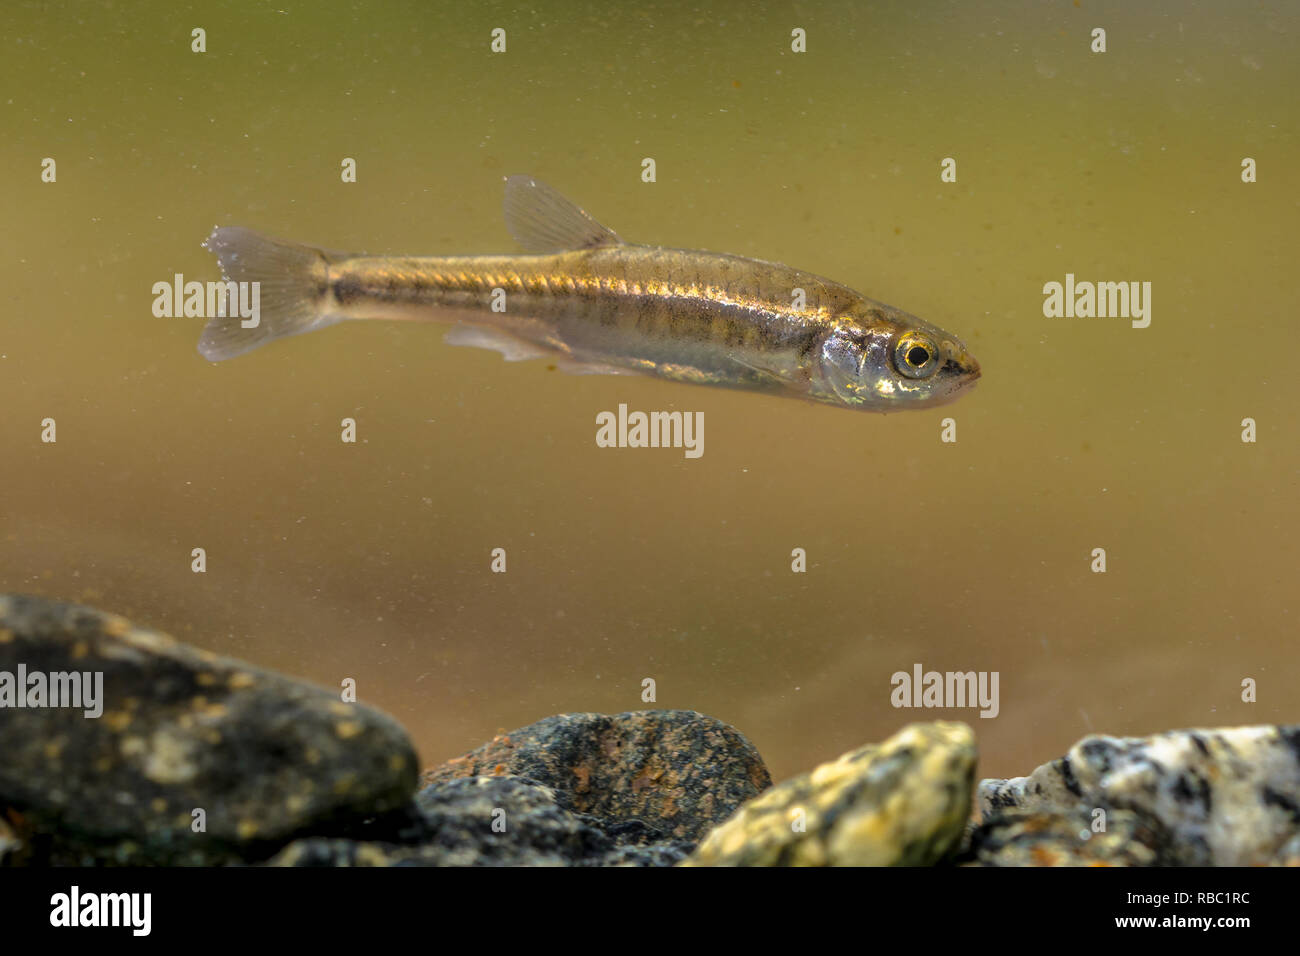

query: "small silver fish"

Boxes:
[200, 176, 980, 411]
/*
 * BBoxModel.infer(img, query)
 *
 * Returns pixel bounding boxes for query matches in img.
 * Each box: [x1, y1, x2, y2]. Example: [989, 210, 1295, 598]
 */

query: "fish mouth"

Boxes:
[939, 339, 980, 386]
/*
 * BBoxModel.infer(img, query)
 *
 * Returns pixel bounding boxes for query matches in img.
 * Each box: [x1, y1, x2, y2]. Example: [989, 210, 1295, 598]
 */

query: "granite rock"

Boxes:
[0, 594, 418, 864]
[684, 722, 976, 866]
[979, 725, 1300, 866]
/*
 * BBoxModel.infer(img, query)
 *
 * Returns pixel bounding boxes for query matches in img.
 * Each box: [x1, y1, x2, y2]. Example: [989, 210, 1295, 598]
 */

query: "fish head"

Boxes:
[814, 306, 980, 411]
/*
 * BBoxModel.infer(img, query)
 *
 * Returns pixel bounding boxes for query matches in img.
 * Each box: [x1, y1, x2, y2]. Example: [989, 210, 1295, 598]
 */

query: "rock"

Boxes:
[421, 710, 770, 842]
[978, 725, 1300, 866]
[964, 810, 1164, 866]
[0, 594, 419, 864]
[269, 776, 693, 867]
[684, 722, 976, 866]
[268, 837, 427, 867]
[1275, 832, 1300, 867]
[0, 815, 22, 866]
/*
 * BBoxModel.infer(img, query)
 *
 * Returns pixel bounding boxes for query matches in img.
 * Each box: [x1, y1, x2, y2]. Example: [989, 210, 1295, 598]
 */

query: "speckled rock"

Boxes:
[979, 725, 1300, 866]
[0, 594, 418, 864]
[269, 776, 692, 867]
[964, 810, 1164, 866]
[421, 710, 770, 842]
[1274, 832, 1300, 866]
[684, 722, 976, 866]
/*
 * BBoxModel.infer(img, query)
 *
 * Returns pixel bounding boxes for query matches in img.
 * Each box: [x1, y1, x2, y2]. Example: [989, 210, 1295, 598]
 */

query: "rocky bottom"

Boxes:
[1, 594, 1297, 867]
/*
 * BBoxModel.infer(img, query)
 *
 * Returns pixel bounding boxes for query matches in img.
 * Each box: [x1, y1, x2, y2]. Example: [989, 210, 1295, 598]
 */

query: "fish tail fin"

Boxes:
[198, 227, 341, 361]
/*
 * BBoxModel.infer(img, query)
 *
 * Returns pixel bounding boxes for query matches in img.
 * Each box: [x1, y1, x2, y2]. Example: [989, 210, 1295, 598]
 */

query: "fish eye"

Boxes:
[893, 334, 939, 379]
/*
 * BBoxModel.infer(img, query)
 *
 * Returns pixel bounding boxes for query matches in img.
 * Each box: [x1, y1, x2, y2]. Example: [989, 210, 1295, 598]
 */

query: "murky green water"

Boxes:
[3, 1, 1297, 783]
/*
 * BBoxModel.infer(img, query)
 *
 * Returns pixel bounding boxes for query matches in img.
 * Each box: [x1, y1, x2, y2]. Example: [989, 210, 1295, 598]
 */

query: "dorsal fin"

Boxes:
[503, 175, 623, 253]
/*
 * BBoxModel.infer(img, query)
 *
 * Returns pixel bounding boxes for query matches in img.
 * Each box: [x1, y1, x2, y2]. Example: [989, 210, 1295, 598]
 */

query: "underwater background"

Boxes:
[2, 0, 1296, 784]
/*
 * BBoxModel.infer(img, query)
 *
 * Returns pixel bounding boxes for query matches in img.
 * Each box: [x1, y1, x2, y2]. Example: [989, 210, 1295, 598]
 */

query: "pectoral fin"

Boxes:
[550, 356, 638, 376]
[442, 323, 636, 376]
[443, 323, 551, 361]
[731, 355, 791, 387]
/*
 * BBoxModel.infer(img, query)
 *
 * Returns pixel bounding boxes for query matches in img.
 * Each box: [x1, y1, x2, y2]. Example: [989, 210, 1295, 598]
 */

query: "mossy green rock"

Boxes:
[0, 594, 419, 864]
[684, 721, 976, 866]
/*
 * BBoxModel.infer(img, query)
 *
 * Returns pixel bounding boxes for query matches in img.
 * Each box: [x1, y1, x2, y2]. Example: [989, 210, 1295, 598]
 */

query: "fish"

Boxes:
[199, 176, 980, 411]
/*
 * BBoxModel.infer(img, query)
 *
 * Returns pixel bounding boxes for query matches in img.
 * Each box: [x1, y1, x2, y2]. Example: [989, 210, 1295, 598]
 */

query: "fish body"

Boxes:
[200, 177, 979, 411]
